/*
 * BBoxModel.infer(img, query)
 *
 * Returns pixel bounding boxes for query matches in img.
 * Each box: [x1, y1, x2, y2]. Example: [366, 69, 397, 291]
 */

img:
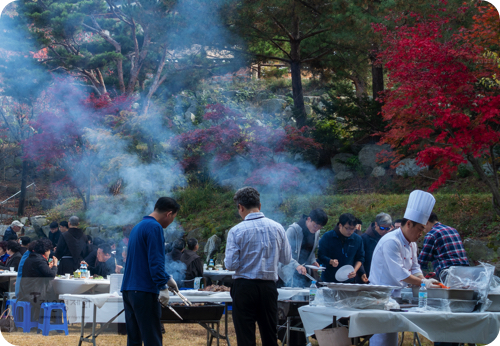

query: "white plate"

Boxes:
[335, 265, 354, 282]
[305, 265, 326, 271]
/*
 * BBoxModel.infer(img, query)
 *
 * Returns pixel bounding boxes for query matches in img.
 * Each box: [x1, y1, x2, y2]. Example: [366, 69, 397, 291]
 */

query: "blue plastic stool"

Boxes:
[5, 299, 16, 316]
[14, 301, 38, 333]
[38, 302, 68, 336]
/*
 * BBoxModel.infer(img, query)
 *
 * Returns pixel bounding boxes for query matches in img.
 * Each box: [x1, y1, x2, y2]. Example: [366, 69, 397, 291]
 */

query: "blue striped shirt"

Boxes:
[225, 212, 291, 281]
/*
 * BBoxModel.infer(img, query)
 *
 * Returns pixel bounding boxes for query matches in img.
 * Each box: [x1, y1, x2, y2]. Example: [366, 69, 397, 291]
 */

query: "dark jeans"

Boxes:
[231, 278, 278, 346]
[122, 290, 162, 346]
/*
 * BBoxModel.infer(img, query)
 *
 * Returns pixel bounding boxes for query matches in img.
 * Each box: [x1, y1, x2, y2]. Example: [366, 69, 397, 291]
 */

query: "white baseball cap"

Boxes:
[11, 220, 24, 228]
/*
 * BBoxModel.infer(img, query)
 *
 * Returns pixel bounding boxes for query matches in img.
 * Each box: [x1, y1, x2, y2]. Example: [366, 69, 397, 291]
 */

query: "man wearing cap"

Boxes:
[369, 190, 441, 346]
[361, 212, 393, 277]
[3, 221, 23, 242]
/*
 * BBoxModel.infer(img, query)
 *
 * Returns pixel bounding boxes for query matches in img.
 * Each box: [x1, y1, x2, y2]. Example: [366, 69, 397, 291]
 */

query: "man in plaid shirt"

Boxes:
[418, 212, 469, 280]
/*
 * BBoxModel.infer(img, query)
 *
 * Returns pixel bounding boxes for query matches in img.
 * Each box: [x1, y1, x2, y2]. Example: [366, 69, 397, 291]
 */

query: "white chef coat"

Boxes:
[369, 228, 422, 290]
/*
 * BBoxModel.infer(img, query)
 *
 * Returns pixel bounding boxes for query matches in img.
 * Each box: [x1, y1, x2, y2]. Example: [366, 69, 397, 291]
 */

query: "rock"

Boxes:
[20, 217, 28, 225]
[304, 96, 320, 105]
[41, 225, 50, 237]
[395, 158, 428, 177]
[331, 153, 354, 174]
[41, 199, 55, 210]
[284, 106, 293, 117]
[464, 238, 497, 262]
[371, 166, 386, 177]
[0, 225, 8, 236]
[335, 171, 354, 180]
[28, 197, 40, 206]
[184, 111, 195, 122]
[262, 99, 286, 114]
[22, 226, 36, 238]
[358, 144, 391, 169]
[30, 215, 47, 230]
[305, 105, 312, 115]
[204, 234, 221, 261]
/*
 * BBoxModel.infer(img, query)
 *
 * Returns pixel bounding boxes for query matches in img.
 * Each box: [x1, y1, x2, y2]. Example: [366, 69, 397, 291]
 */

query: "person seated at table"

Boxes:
[169, 239, 185, 262]
[18, 239, 59, 323]
[361, 212, 393, 278]
[318, 213, 366, 283]
[59, 221, 69, 233]
[3, 220, 23, 242]
[0, 242, 9, 265]
[278, 209, 328, 287]
[55, 216, 89, 275]
[117, 225, 133, 266]
[0, 240, 23, 271]
[19, 237, 31, 255]
[15, 241, 36, 298]
[48, 222, 61, 249]
[181, 238, 204, 288]
[82, 243, 120, 277]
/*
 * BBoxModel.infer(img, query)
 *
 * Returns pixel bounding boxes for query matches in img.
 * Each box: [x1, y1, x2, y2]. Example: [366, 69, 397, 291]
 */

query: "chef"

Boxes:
[369, 190, 440, 346]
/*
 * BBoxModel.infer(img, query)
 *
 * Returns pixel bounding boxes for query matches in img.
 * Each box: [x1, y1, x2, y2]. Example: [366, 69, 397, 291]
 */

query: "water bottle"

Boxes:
[309, 281, 318, 306]
[418, 283, 427, 309]
[81, 263, 88, 279]
[209, 259, 215, 269]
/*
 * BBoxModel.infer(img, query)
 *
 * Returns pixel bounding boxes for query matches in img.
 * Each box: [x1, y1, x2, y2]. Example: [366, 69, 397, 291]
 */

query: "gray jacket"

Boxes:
[278, 222, 320, 283]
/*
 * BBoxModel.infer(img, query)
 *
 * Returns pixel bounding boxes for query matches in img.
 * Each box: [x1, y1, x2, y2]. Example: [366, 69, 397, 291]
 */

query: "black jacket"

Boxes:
[0, 251, 22, 271]
[2, 227, 18, 242]
[55, 228, 88, 274]
[360, 223, 382, 277]
[84, 250, 115, 277]
[49, 230, 62, 248]
[180, 249, 204, 283]
[18, 252, 58, 309]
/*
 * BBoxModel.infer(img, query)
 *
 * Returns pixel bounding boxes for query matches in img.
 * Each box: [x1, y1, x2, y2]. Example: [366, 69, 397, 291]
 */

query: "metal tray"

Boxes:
[411, 287, 475, 300]
[324, 283, 399, 292]
[486, 294, 500, 312]
[425, 298, 477, 312]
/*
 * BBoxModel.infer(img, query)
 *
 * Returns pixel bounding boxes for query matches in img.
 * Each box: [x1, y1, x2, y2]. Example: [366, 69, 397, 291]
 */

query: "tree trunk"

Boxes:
[17, 159, 28, 216]
[350, 72, 368, 98]
[290, 60, 307, 127]
[369, 45, 384, 100]
[468, 155, 500, 216]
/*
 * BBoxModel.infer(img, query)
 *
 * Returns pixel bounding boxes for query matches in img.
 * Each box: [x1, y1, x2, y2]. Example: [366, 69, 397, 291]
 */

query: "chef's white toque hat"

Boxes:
[404, 190, 436, 225]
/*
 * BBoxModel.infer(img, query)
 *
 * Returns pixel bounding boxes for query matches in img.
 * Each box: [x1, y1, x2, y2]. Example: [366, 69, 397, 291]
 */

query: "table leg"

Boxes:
[224, 304, 231, 346]
[78, 301, 85, 346]
[217, 322, 220, 346]
[92, 304, 97, 346]
[413, 332, 422, 346]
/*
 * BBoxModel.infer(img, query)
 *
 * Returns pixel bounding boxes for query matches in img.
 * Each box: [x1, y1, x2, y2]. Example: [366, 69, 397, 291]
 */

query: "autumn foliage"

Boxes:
[171, 104, 321, 190]
[375, 3, 500, 213]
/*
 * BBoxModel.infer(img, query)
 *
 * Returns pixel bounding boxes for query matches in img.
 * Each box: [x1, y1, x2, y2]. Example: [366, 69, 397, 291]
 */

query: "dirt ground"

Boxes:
[1, 316, 434, 346]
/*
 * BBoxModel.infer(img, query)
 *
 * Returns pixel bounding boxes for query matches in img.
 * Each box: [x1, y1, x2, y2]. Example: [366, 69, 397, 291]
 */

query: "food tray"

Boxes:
[411, 287, 475, 300]
[179, 290, 216, 296]
[161, 303, 224, 322]
[323, 283, 399, 292]
[486, 294, 500, 312]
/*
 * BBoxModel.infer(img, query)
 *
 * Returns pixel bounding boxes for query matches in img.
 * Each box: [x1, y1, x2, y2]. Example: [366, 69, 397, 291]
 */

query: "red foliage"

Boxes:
[374, 6, 500, 190]
[171, 104, 321, 190]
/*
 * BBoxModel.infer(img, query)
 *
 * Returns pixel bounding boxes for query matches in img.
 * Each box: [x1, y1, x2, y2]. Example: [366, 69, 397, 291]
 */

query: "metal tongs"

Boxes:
[169, 288, 193, 306]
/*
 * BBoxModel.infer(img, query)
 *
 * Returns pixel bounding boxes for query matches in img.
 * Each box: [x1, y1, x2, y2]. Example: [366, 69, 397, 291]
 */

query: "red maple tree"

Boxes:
[374, 3, 500, 215]
[171, 103, 321, 191]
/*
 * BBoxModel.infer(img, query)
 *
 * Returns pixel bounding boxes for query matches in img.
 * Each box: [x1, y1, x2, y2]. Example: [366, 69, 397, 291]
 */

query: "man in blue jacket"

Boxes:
[318, 213, 365, 283]
[121, 197, 180, 346]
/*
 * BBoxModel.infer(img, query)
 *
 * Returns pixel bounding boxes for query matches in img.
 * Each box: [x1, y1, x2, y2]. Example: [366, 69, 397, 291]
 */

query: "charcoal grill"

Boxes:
[161, 303, 226, 346]
[277, 293, 310, 346]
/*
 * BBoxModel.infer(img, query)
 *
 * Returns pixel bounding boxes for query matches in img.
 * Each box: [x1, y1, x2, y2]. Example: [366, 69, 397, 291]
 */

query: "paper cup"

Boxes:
[65, 274, 71, 279]
[9, 267, 14, 272]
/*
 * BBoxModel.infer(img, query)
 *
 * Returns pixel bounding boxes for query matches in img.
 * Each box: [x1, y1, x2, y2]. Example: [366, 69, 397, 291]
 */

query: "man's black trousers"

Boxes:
[231, 278, 278, 346]
[122, 290, 162, 346]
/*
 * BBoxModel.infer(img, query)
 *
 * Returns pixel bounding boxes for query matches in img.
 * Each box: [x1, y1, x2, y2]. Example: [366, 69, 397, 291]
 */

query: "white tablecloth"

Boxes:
[53, 278, 110, 295]
[298, 305, 500, 344]
[60, 292, 233, 324]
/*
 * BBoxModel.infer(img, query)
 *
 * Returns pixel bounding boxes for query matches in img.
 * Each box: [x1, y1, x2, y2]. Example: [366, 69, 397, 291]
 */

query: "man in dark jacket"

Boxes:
[18, 239, 58, 322]
[318, 213, 365, 283]
[181, 238, 203, 288]
[170, 239, 185, 261]
[55, 216, 88, 275]
[48, 222, 61, 249]
[3, 221, 23, 241]
[83, 243, 118, 277]
[19, 237, 31, 255]
[361, 212, 393, 277]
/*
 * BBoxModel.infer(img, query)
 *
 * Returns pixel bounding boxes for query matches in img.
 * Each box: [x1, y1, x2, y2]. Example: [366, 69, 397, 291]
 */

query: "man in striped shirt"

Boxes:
[418, 212, 469, 281]
[225, 187, 291, 346]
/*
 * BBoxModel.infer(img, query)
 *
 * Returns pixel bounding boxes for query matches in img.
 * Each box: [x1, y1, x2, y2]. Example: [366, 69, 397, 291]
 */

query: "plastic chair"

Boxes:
[38, 302, 68, 336]
[14, 301, 38, 333]
[5, 299, 16, 316]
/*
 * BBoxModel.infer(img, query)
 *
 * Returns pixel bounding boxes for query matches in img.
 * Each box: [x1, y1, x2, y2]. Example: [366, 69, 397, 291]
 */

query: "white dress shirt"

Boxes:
[369, 228, 422, 290]
[224, 212, 292, 281]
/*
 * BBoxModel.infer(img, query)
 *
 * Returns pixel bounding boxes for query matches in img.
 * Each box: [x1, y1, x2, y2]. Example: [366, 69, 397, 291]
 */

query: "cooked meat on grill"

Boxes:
[198, 285, 230, 292]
